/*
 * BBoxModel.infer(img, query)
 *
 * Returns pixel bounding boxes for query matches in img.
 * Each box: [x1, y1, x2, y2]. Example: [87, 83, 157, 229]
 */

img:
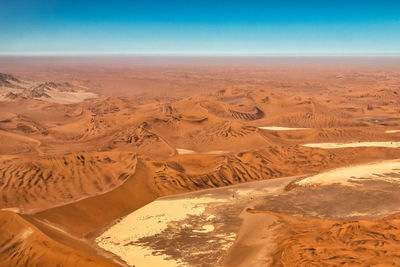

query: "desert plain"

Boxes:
[1, 56, 400, 266]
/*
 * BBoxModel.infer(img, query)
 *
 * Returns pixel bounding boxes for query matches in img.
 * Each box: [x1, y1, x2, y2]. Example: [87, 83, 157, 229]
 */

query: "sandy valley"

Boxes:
[1, 56, 400, 266]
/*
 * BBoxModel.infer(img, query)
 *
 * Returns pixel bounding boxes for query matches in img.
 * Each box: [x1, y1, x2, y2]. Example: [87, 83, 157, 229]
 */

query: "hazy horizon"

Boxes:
[1, 0, 400, 55]
[2, 53, 400, 56]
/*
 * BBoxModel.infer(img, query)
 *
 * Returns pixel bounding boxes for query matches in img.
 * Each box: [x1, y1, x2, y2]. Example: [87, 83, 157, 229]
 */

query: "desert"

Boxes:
[2, 56, 400, 266]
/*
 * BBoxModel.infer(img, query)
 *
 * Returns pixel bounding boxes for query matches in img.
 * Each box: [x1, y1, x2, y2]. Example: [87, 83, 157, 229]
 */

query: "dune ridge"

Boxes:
[2, 59, 400, 266]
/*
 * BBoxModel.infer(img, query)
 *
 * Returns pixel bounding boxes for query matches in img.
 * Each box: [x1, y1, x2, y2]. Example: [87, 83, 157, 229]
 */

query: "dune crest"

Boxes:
[2, 58, 400, 266]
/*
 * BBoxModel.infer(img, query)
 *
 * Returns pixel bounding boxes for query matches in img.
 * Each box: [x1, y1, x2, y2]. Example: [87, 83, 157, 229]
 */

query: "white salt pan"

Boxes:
[303, 142, 400, 149]
[296, 159, 400, 187]
[258, 126, 310, 131]
[192, 225, 215, 233]
[96, 197, 225, 266]
[176, 148, 196, 155]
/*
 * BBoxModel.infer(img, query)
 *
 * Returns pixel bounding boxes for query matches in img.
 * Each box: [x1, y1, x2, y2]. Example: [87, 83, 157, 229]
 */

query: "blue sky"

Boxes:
[1, 0, 400, 55]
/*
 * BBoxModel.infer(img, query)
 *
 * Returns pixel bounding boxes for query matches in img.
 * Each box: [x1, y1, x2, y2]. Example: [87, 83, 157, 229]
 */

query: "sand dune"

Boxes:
[0, 210, 115, 266]
[96, 158, 400, 266]
[0, 73, 97, 104]
[2, 58, 400, 266]
[225, 209, 400, 267]
[96, 176, 294, 267]
[0, 152, 137, 211]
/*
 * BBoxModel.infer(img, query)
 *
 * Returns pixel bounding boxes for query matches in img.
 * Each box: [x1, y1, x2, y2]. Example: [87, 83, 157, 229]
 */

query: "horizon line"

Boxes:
[1, 52, 400, 57]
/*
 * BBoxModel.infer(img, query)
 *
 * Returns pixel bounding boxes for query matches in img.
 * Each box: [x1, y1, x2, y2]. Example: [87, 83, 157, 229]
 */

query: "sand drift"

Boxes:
[176, 148, 229, 155]
[96, 158, 400, 266]
[297, 159, 400, 187]
[3, 61, 400, 266]
[258, 126, 310, 131]
[96, 177, 293, 267]
[303, 141, 400, 149]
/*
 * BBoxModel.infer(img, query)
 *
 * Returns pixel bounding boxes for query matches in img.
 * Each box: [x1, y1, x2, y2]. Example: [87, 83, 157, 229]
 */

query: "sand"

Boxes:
[222, 211, 280, 267]
[3, 57, 400, 266]
[96, 197, 229, 266]
[176, 149, 229, 155]
[192, 224, 215, 233]
[303, 141, 400, 149]
[42, 90, 98, 104]
[239, 210, 400, 266]
[258, 126, 310, 131]
[0, 211, 114, 267]
[95, 177, 294, 267]
[176, 148, 196, 155]
[296, 159, 400, 186]
[0, 75, 98, 104]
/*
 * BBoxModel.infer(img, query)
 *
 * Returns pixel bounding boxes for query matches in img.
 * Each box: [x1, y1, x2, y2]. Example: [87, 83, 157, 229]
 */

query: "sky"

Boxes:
[0, 0, 400, 55]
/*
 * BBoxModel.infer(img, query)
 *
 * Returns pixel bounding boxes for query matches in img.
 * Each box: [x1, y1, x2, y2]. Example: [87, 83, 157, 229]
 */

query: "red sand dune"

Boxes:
[1, 57, 400, 266]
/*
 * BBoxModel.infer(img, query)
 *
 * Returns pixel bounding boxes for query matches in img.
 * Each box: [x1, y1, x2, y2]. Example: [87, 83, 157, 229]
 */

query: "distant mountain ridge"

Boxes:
[0, 73, 97, 104]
